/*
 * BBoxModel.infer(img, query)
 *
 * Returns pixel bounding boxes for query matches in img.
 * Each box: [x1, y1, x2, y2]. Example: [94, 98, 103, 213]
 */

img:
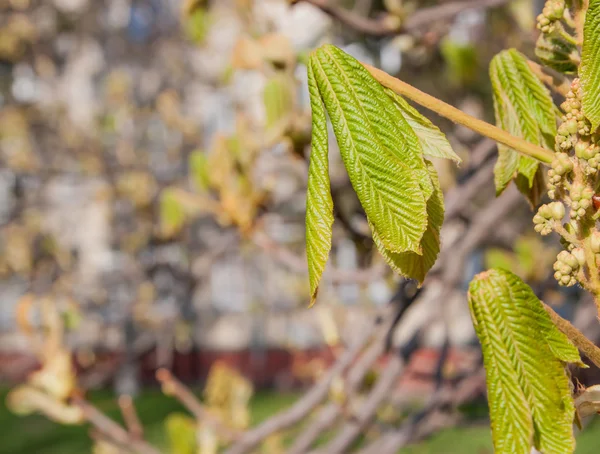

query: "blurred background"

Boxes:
[1, 0, 599, 453]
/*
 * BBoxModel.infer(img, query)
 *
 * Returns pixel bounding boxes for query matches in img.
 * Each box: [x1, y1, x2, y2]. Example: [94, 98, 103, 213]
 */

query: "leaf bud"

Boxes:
[572, 247, 586, 267]
[548, 202, 565, 220]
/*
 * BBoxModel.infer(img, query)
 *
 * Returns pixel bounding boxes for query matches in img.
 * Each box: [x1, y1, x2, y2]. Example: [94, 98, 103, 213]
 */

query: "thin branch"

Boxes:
[288, 314, 397, 454]
[118, 395, 144, 440]
[312, 356, 404, 454]
[543, 303, 600, 369]
[293, 0, 510, 36]
[73, 397, 161, 454]
[156, 368, 240, 441]
[363, 63, 555, 164]
[359, 367, 486, 454]
[404, 0, 510, 32]
[441, 185, 525, 286]
[292, 0, 399, 36]
[223, 305, 393, 454]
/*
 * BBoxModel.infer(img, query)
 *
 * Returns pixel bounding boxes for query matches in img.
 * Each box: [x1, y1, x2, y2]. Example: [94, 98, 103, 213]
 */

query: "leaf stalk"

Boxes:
[363, 63, 556, 165]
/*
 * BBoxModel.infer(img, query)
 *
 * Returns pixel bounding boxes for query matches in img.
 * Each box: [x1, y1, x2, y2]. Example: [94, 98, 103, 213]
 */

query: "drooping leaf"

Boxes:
[306, 59, 334, 306]
[309, 45, 429, 254]
[535, 34, 578, 75]
[581, 0, 600, 132]
[384, 88, 462, 163]
[468, 269, 581, 454]
[490, 49, 556, 205]
[371, 161, 443, 284]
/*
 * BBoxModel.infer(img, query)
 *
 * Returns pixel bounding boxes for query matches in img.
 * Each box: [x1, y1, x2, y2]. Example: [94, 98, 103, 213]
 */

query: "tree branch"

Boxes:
[312, 356, 404, 454]
[156, 368, 241, 441]
[73, 397, 161, 454]
[118, 395, 144, 440]
[293, 0, 510, 36]
[222, 306, 393, 454]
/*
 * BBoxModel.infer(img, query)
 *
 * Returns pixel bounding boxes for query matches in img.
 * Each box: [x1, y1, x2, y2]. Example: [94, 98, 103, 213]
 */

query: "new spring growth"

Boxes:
[537, 0, 565, 34]
[554, 248, 585, 287]
[534, 202, 566, 235]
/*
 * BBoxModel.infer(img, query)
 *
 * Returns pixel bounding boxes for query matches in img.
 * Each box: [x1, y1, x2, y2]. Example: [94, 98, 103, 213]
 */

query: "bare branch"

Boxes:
[312, 356, 404, 454]
[73, 397, 161, 454]
[288, 317, 396, 454]
[156, 368, 241, 441]
[293, 0, 511, 37]
[118, 395, 144, 440]
[223, 305, 394, 454]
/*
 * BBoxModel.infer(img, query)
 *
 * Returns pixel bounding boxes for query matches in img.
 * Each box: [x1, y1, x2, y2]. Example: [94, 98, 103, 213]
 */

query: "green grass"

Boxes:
[0, 387, 299, 454]
[1, 386, 600, 454]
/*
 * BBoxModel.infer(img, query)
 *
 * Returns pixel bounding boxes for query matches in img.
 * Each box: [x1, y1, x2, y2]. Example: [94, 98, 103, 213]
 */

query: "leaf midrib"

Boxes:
[311, 54, 424, 252]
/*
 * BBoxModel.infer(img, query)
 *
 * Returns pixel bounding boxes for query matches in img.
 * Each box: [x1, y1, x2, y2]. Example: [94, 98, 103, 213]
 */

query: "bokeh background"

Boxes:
[1, 0, 599, 453]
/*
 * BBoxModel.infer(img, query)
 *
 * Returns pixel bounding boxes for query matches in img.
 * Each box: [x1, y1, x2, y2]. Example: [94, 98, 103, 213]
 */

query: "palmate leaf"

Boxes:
[370, 161, 443, 284]
[384, 88, 462, 164]
[309, 45, 429, 254]
[306, 59, 334, 306]
[490, 49, 556, 206]
[468, 269, 582, 454]
[305, 44, 461, 304]
[581, 0, 600, 132]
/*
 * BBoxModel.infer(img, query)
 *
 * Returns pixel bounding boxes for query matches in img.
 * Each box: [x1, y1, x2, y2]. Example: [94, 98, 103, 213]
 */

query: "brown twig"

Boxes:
[292, 0, 400, 36]
[358, 367, 486, 454]
[543, 304, 600, 369]
[118, 395, 144, 440]
[312, 356, 405, 454]
[222, 305, 392, 454]
[441, 186, 525, 286]
[288, 314, 397, 454]
[294, 0, 510, 36]
[73, 397, 161, 454]
[156, 368, 240, 441]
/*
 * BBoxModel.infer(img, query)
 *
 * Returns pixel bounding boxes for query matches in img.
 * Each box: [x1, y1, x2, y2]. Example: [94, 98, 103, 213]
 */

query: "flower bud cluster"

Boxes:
[547, 152, 572, 199]
[533, 202, 565, 235]
[553, 248, 584, 287]
[536, 0, 565, 33]
[570, 184, 594, 220]
[558, 80, 600, 175]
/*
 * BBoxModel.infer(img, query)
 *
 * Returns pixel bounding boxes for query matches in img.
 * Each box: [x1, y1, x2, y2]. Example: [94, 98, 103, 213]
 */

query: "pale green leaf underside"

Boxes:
[384, 88, 462, 164]
[310, 45, 429, 254]
[371, 161, 443, 284]
[469, 269, 580, 454]
[489, 49, 556, 201]
[581, 0, 600, 132]
[306, 60, 334, 306]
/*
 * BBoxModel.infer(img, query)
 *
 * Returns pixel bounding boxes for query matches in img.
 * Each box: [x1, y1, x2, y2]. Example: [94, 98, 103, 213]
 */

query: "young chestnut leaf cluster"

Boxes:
[305, 45, 460, 305]
[535, 0, 579, 74]
[302, 2, 600, 454]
